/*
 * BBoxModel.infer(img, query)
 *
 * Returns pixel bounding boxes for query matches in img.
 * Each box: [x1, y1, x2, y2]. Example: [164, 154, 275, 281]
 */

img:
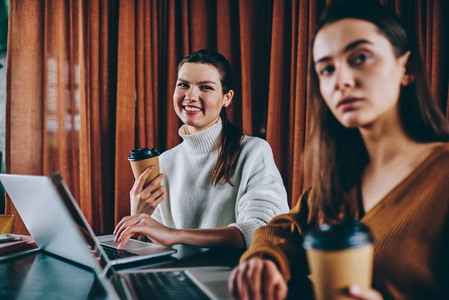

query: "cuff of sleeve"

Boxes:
[228, 220, 265, 248]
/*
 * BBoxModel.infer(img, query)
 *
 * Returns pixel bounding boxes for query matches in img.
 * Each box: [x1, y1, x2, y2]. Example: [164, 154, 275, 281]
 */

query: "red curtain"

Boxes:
[6, 0, 449, 234]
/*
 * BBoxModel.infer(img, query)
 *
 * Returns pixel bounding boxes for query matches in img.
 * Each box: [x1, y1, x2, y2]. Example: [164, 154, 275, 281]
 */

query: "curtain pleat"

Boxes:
[5, 0, 449, 233]
[114, 0, 136, 223]
[267, 0, 292, 198]
[5, 0, 45, 234]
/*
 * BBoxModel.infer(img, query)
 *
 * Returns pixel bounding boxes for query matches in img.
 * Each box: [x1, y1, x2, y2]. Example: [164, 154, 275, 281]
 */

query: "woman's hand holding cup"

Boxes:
[130, 166, 166, 215]
[128, 148, 165, 215]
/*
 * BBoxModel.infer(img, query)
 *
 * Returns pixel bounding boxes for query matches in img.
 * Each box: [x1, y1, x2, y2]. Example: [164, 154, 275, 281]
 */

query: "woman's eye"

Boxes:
[320, 65, 335, 76]
[201, 85, 214, 91]
[177, 82, 189, 88]
[354, 54, 368, 64]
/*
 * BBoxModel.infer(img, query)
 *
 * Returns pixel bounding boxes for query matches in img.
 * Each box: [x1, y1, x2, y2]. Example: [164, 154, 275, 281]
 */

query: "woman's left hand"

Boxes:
[345, 285, 384, 300]
[113, 214, 177, 248]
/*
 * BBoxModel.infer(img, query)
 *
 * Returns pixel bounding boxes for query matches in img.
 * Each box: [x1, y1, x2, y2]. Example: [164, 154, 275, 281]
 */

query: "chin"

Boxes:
[338, 117, 364, 129]
[337, 111, 373, 128]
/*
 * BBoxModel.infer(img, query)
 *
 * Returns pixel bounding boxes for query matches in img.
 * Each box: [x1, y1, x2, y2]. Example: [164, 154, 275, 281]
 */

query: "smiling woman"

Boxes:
[113, 49, 289, 250]
[174, 63, 232, 134]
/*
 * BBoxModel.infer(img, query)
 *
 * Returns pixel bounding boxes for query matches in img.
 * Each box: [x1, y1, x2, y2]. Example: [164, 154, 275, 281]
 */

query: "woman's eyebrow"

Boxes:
[315, 39, 373, 64]
[343, 39, 372, 53]
[176, 78, 217, 85]
[197, 80, 217, 85]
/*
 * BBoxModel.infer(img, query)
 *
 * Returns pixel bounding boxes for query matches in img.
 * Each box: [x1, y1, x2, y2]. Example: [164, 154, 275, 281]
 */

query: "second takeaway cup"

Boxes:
[303, 220, 374, 300]
[128, 148, 161, 191]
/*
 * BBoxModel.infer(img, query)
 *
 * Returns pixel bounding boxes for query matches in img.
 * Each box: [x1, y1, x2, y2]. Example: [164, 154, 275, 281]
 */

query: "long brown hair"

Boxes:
[306, 0, 449, 224]
[178, 49, 243, 186]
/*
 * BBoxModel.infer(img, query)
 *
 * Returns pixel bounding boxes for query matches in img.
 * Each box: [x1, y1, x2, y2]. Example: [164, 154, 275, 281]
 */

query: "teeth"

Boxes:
[184, 106, 201, 112]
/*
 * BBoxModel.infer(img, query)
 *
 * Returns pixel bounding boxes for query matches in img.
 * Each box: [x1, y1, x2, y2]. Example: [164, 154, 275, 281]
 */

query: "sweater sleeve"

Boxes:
[229, 139, 290, 248]
[239, 189, 311, 282]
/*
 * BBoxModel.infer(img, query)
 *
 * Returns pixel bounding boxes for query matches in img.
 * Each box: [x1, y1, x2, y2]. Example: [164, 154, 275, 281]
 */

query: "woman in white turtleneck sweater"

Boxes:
[114, 49, 289, 249]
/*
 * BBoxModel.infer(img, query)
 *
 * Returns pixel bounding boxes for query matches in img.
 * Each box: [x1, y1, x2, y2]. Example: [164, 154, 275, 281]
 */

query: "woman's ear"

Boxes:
[399, 51, 414, 86]
[224, 90, 234, 107]
[399, 51, 411, 68]
[401, 74, 415, 86]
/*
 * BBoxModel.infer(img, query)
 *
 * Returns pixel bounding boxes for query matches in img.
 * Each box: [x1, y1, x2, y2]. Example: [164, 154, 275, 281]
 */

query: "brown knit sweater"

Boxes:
[240, 143, 449, 299]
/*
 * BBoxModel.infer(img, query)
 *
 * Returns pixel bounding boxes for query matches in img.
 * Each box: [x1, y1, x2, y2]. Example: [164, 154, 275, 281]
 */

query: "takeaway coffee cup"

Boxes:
[128, 148, 161, 191]
[303, 220, 374, 300]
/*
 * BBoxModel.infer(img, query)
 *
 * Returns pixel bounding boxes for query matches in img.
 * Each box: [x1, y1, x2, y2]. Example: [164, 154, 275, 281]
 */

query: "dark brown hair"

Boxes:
[306, 0, 449, 224]
[178, 49, 243, 186]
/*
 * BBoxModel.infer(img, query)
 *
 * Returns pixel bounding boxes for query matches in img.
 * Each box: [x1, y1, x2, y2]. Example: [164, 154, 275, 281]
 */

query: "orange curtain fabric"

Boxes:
[5, 0, 449, 234]
[6, 0, 118, 234]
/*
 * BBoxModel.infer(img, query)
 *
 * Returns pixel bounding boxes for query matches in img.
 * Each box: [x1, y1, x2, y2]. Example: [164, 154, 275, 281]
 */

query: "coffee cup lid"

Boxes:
[303, 220, 373, 251]
[128, 148, 160, 161]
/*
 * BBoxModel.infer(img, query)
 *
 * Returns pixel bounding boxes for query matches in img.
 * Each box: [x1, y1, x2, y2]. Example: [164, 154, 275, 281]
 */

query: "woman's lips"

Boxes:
[183, 105, 202, 114]
[336, 98, 362, 111]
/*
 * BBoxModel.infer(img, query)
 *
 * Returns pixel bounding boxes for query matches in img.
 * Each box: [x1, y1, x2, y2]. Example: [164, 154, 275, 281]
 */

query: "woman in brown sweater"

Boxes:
[229, 1, 449, 299]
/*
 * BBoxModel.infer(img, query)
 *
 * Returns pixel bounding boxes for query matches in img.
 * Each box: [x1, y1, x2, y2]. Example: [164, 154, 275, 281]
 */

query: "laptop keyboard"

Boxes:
[102, 245, 139, 260]
[127, 271, 210, 300]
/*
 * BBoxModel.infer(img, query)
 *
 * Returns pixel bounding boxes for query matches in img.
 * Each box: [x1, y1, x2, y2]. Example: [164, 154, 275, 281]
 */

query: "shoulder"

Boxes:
[240, 135, 274, 153]
[237, 136, 277, 166]
[236, 136, 280, 176]
[436, 142, 449, 158]
[428, 142, 449, 171]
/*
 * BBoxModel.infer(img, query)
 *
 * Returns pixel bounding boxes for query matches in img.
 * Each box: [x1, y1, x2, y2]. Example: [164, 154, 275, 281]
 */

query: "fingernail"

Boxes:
[349, 285, 361, 295]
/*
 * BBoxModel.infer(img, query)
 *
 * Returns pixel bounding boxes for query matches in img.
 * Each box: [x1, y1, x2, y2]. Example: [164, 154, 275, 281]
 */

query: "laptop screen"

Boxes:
[50, 173, 110, 271]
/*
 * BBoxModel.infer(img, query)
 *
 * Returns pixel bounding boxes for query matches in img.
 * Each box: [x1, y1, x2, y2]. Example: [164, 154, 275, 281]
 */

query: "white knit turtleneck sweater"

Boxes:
[152, 119, 289, 247]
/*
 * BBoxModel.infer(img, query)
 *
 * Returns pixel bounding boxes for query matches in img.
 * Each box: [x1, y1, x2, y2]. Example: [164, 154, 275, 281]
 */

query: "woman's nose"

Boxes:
[185, 87, 199, 102]
[334, 65, 355, 90]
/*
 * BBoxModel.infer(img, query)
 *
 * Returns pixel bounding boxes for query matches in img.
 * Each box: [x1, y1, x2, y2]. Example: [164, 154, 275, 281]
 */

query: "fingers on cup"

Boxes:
[347, 285, 383, 300]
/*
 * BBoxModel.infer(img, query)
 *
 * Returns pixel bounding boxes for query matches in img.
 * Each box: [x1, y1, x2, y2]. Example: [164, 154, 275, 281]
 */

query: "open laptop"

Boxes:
[0, 173, 176, 268]
[0, 173, 232, 299]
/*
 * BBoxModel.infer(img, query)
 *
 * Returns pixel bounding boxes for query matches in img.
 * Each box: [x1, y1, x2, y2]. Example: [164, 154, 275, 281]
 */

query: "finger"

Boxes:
[263, 261, 284, 300]
[135, 166, 156, 191]
[274, 281, 288, 300]
[114, 215, 137, 236]
[114, 216, 141, 240]
[113, 215, 134, 235]
[141, 174, 165, 196]
[117, 230, 134, 249]
[262, 266, 274, 300]
[347, 285, 383, 300]
[116, 222, 146, 249]
[152, 192, 166, 207]
[228, 266, 239, 299]
[247, 258, 263, 300]
[235, 262, 251, 300]
[140, 183, 166, 201]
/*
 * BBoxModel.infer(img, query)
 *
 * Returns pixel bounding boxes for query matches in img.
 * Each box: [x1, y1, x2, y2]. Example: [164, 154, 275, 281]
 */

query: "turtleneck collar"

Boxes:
[179, 119, 223, 154]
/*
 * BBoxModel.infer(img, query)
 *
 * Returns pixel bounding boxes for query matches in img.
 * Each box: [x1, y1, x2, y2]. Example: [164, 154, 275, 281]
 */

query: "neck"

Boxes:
[359, 115, 442, 172]
[359, 113, 415, 168]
